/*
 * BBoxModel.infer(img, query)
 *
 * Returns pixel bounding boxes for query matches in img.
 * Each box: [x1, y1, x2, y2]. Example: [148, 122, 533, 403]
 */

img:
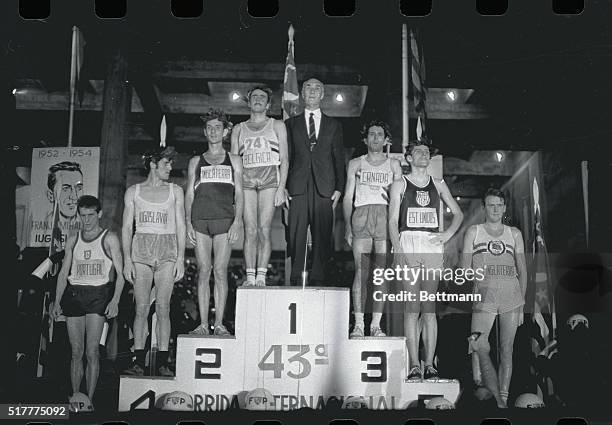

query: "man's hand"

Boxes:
[331, 190, 341, 210]
[284, 189, 291, 208]
[428, 231, 450, 246]
[274, 187, 287, 207]
[105, 299, 119, 319]
[50, 301, 62, 321]
[345, 226, 353, 248]
[518, 305, 524, 326]
[227, 219, 242, 243]
[187, 223, 197, 246]
[123, 261, 136, 284]
[174, 259, 185, 282]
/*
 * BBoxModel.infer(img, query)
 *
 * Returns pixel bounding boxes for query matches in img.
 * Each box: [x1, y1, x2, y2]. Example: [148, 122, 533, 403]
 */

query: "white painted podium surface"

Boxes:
[119, 286, 459, 411]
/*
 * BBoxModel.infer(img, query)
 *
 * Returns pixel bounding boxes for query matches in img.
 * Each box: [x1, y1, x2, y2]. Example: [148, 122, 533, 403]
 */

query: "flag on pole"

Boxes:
[48, 181, 63, 277]
[282, 24, 300, 120]
[409, 29, 428, 139]
[160, 115, 167, 147]
[73, 26, 86, 106]
[531, 177, 557, 398]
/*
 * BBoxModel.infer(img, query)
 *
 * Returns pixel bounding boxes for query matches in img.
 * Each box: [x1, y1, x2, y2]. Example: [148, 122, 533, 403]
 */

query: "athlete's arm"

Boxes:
[51, 233, 76, 320]
[388, 179, 403, 253]
[184, 156, 199, 246]
[104, 231, 124, 319]
[431, 178, 464, 245]
[512, 227, 528, 298]
[342, 159, 358, 247]
[460, 225, 477, 271]
[228, 153, 244, 243]
[390, 159, 403, 181]
[274, 119, 289, 207]
[121, 185, 136, 284]
[230, 123, 241, 155]
[173, 184, 186, 282]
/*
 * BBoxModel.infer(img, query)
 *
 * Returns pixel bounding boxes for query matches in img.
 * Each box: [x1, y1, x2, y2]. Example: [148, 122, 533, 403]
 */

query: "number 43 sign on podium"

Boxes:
[119, 287, 459, 411]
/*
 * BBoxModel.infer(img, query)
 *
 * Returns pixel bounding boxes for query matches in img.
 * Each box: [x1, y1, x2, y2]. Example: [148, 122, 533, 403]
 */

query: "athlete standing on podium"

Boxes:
[186, 108, 243, 336]
[343, 120, 402, 338]
[122, 147, 186, 377]
[388, 140, 463, 381]
[462, 188, 527, 407]
[231, 86, 288, 286]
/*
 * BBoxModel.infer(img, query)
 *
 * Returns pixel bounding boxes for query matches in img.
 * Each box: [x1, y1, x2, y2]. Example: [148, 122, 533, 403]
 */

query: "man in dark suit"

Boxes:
[285, 78, 345, 285]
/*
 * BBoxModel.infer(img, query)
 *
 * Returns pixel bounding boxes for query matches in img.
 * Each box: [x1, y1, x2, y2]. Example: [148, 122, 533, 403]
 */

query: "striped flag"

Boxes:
[282, 24, 300, 120]
[531, 177, 557, 399]
[73, 26, 87, 106]
[409, 29, 428, 140]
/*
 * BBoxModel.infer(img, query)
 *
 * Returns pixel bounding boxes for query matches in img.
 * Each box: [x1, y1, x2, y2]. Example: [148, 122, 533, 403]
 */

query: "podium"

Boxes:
[119, 287, 460, 411]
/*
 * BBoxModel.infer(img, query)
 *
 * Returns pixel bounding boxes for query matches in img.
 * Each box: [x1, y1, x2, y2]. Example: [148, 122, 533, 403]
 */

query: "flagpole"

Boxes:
[68, 26, 78, 148]
[401, 24, 408, 154]
[581, 160, 589, 248]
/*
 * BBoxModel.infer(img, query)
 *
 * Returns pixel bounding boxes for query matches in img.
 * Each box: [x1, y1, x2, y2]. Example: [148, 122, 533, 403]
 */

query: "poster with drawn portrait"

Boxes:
[28, 147, 100, 248]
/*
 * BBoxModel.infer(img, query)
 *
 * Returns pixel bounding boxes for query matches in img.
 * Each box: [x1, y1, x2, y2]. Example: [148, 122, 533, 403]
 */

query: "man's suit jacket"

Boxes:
[285, 112, 345, 198]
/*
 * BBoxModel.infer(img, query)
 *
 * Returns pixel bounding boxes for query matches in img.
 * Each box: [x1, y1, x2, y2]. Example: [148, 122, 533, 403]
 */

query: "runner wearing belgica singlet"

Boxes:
[462, 188, 527, 408]
[343, 120, 402, 339]
[121, 146, 186, 377]
[388, 140, 463, 382]
[186, 108, 243, 337]
[231, 86, 288, 286]
[51, 195, 125, 408]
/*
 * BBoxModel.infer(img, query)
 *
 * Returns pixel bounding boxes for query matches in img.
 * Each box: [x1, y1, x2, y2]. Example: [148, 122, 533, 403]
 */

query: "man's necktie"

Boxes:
[309, 112, 316, 151]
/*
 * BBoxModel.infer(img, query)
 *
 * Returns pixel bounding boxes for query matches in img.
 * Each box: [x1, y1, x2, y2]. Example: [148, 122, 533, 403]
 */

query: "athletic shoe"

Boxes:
[350, 324, 365, 338]
[370, 326, 386, 337]
[157, 365, 174, 377]
[255, 277, 266, 287]
[122, 363, 144, 376]
[189, 324, 210, 335]
[406, 366, 422, 381]
[214, 324, 231, 336]
[424, 364, 440, 381]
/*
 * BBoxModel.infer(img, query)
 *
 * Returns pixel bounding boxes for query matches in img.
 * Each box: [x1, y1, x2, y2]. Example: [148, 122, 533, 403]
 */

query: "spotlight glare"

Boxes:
[446, 91, 456, 101]
[446, 207, 451, 213]
[12, 88, 17, 95]
[495, 152, 504, 162]
[335, 93, 344, 102]
[231, 91, 241, 101]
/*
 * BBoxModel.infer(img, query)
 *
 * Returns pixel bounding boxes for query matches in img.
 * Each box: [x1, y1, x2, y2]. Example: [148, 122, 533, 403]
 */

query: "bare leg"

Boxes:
[371, 239, 388, 328]
[243, 189, 258, 274]
[256, 188, 277, 275]
[66, 316, 85, 395]
[352, 238, 373, 315]
[421, 277, 439, 366]
[212, 233, 231, 327]
[84, 313, 106, 400]
[471, 311, 506, 407]
[153, 261, 175, 351]
[194, 232, 213, 330]
[132, 264, 154, 350]
[403, 281, 420, 368]
[498, 307, 521, 404]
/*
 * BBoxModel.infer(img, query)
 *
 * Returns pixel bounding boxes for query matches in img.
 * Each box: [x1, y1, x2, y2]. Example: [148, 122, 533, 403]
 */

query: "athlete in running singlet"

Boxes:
[122, 147, 186, 377]
[343, 120, 401, 338]
[51, 195, 124, 408]
[186, 108, 243, 336]
[388, 141, 463, 382]
[462, 188, 527, 408]
[231, 86, 288, 286]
